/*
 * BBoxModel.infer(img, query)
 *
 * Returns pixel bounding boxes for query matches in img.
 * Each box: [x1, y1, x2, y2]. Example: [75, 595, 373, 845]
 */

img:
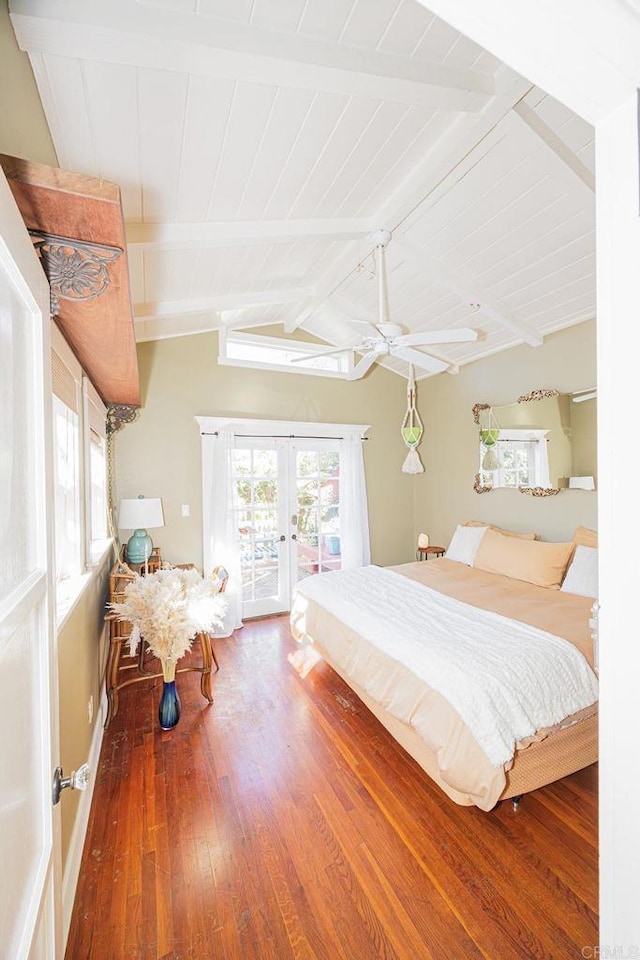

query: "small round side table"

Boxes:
[416, 545, 445, 561]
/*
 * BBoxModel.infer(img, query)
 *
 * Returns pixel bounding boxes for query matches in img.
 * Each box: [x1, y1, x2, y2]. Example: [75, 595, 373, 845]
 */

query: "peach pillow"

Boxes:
[474, 529, 574, 589]
[463, 520, 539, 541]
[573, 526, 598, 548]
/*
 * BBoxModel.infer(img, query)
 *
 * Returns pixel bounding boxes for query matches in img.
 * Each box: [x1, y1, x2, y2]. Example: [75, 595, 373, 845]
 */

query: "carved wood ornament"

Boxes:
[473, 473, 493, 495]
[472, 403, 491, 426]
[518, 486, 561, 497]
[517, 388, 560, 404]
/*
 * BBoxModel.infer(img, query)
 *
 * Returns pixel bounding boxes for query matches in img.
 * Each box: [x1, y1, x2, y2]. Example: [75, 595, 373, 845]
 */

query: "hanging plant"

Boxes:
[479, 408, 502, 471]
[401, 365, 424, 474]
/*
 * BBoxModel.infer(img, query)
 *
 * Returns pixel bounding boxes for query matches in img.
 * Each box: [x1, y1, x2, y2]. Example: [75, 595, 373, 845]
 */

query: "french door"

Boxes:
[232, 438, 342, 618]
[0, 173, 60, 956]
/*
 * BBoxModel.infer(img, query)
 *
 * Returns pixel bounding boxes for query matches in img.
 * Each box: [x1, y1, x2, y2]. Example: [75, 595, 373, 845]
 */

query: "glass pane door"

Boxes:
[231, 437, 344, 616]
[292, 441, 342, 586]
[231, 441, 289, 618]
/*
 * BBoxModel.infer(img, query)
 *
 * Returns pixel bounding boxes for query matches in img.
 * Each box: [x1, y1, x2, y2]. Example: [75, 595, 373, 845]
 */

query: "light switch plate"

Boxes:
[181, 504, 190, 517]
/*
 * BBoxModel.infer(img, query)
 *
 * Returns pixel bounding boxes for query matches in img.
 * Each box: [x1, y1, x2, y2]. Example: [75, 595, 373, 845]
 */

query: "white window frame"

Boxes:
[218, 328, 354, 379]
[50, 323, 112, 625]
[480, 428, 550, 488]
[82, 375, 109, 565]
[51, 323, 83, 593]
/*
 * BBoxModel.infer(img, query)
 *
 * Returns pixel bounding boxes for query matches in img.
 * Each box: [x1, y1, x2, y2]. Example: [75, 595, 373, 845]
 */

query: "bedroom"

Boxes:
[0, 1, 637, 957]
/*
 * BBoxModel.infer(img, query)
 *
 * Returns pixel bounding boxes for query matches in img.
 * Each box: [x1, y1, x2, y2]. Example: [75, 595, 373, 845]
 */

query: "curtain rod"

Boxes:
[203, 431, 368, 440]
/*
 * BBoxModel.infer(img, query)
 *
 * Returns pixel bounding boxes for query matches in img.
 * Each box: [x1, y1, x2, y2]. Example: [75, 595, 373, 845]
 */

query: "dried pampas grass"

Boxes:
[110, 567, 227, 664]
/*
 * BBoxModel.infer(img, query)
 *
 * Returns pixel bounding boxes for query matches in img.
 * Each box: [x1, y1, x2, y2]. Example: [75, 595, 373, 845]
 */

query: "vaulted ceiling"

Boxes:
[9, 0, 595, 378]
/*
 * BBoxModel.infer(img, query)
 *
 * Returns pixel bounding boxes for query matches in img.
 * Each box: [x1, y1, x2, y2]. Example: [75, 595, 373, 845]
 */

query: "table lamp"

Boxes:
[118, 495, 165, 564]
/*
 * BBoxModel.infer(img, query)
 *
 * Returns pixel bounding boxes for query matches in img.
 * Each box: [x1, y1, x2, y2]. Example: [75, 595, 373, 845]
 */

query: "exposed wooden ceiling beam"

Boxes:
[134, 311, 287, 343]
[286, 70, 531, 337]
[134, 312, 220, 344]
[394, 238, 543, 347]
[11, 1, 494, 111]
[125, 218, 373, 251]
[135, 287, 313, 320]
[283, 240, 369, 333]
[512, 101, 595, 193]
[376, 67, 533, 229]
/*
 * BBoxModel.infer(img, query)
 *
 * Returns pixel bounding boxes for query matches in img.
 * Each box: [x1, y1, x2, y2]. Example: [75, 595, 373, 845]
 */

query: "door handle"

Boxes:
[52, 762, 90, 806]
[291, 534, 297, 541]
[278, 535, 286, 541]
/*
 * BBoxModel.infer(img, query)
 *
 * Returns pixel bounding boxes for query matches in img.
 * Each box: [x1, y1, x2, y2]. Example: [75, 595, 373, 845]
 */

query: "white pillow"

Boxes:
[446, 524, 488, 566]
[561, 545, 598, 599]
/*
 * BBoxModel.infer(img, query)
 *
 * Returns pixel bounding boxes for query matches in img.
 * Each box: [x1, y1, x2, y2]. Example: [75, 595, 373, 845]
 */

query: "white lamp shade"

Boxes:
[118, 497, 165, 530]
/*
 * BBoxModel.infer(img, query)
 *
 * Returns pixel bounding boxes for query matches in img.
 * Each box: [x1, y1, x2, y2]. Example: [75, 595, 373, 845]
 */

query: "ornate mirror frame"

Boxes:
[472, 389, 562, 497]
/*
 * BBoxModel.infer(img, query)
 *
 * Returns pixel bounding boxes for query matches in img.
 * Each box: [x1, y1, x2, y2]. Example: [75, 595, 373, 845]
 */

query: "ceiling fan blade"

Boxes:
[393, 346, 450, 374]
[395, 327, 478, 348]
[290, 345, 356, 363]
[346, 352, 378, 381]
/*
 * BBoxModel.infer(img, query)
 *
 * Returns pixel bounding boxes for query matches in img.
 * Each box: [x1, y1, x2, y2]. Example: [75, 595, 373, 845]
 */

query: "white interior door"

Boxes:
[0, 174, 60, 957]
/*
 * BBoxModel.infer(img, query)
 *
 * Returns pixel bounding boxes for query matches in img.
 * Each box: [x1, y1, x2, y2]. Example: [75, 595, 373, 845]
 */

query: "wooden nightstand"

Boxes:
[416, 545, 445, 561]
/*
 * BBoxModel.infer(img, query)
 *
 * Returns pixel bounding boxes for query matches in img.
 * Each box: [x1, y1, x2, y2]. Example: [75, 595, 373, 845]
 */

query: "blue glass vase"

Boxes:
[158, 680, 181, 730]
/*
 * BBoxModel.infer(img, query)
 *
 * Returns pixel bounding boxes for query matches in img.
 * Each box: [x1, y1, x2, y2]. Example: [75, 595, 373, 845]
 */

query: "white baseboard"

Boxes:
[61, 686, 107, 949]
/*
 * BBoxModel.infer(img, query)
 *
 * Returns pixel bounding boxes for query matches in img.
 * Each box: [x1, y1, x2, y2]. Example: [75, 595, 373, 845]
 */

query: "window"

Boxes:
[51, 325, 111, 617]
[83, 376, 108, 559]
[218, 329, 352, 377]
[479, 429, 551, 488]
[51, 334, 82, 584]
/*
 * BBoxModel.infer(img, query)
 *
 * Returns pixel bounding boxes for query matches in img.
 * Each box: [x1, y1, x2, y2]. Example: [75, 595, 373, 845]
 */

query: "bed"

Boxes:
[290, 538, 598, 811]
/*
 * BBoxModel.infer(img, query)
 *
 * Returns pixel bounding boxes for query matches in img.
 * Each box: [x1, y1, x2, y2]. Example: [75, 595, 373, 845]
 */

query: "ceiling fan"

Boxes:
[293, 229, 478, 381]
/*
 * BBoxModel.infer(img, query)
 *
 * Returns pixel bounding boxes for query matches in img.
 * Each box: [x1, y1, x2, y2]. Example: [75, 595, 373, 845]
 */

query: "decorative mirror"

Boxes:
[472, 388, 597, 496]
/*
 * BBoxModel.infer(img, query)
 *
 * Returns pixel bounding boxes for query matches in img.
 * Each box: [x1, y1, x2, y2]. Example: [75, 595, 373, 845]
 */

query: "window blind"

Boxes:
[51, 349, 79, 413]
[83, 376, 107, 440]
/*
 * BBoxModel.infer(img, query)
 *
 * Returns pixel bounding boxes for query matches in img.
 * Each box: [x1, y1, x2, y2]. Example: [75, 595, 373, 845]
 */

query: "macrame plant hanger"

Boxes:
[480, 406, 502, 471]
[401, 364, 424, 474]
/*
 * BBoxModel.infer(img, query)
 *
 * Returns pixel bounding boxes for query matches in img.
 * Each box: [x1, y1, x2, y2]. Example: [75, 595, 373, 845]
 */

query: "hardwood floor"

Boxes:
[66, 616, 598, 960]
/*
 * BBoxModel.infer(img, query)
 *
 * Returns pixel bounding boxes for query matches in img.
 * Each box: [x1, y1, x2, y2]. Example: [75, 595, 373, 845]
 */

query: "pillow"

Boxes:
[561, 545, 598, 599]
[474, 529, 574, 589]
[573, 525, 598, 549]
[446, 524, 488, 565]
[463, 520, 539, 541]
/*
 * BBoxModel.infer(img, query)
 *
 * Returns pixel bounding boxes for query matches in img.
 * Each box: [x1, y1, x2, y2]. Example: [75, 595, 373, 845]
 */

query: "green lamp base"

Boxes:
[126, 528, 152, 564]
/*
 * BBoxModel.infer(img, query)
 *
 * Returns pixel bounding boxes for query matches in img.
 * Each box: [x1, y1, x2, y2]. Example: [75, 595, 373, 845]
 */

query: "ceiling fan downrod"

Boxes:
[369, 228, 402, 339]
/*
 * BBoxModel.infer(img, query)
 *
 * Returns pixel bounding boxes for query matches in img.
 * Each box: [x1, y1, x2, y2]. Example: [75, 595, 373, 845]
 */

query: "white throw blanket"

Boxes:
[295, 565, 598, 766]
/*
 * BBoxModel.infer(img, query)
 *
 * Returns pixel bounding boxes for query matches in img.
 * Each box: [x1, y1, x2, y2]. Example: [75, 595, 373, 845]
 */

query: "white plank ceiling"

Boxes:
[9, 0, 595, 379]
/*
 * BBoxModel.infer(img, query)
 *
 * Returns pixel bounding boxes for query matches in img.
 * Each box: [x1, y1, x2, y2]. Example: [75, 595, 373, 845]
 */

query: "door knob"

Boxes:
[291, 534, 297, 541]
[278, 535, 286, 541]
[52, 762, 90, 806]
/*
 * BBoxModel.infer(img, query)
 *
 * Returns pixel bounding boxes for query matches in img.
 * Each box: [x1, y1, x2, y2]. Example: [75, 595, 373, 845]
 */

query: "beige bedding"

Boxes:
[290, 559, 597, 811]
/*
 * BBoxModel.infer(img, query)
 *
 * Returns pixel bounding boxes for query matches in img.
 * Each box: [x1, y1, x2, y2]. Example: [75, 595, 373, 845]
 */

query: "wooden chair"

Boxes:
[103, 559, 216, 728]
[210, 564, 229, 594]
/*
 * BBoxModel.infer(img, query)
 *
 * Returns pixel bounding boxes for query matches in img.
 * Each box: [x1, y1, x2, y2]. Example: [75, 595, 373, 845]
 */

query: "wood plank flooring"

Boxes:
[66, 616, 598, 960]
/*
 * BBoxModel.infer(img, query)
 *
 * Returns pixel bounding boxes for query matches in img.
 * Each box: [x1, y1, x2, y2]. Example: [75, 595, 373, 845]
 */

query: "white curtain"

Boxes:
[202, 428, 243, 637]
[339, 433, 371, 569]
